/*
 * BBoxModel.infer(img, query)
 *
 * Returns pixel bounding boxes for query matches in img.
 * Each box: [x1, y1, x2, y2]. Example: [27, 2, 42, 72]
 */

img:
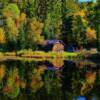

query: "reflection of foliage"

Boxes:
[3, 67, 20, 99]
[69, 68, 97, 97]
[80, 71, 96, 95]
[4, 85, 20, 99]
[0, 64, 6, 90]
[44, 71, 62, 96]
[0, 60, 99, 99]
[0, 64, 6, 81]
[30, 77, 44, 93]
[71, 79, 81, 97]
[30, 65, 46, 93]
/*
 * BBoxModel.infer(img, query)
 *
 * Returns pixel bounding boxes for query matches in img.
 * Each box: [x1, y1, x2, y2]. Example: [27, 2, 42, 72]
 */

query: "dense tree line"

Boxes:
[0, 0, 99, 51]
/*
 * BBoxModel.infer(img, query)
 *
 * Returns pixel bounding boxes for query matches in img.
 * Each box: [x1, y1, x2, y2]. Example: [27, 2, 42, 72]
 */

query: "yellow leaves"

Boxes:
[29, 17, 44, 35]
[20, 80, 26, 89]
[79, 10, 86, 17]
[0, 64, 6, 80]
[20, 13, 26, 22]
[73, 9, 96, 42]
[0, 28, 6, 43]
[66, 0, 80, 16]
[34, 35, 44, 44]
[81, 18, 88, 24]
[6, 17, 15, 28]
[6, 17, 18, 38]
[28, 17, 44, 44]
[86, 27, 96, 41]
[74, 10, 86, 17]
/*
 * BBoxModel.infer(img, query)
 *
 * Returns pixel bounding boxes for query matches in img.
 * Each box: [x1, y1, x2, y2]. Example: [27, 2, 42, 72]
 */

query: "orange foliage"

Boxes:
[86, 27, 96, 41]
[80, 71, 96, 95]
[15, 13, 26, 28]
[15, 16, 20, 28]
[3, 86, 12, 93]
[3, 9, 13, 18]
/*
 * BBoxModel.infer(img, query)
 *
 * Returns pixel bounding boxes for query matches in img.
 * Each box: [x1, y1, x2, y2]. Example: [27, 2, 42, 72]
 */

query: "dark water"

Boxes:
[0, 59, 100, 100]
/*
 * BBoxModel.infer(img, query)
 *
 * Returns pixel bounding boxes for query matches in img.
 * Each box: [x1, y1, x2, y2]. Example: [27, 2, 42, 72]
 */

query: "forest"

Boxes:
[0, 1, 100, 99]
[0, 0, 100, 52]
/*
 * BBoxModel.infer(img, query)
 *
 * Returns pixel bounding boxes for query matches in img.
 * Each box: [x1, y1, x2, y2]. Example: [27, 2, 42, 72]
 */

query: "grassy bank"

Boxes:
[0, 48, 98, 59]
[0, 49, 80, 59]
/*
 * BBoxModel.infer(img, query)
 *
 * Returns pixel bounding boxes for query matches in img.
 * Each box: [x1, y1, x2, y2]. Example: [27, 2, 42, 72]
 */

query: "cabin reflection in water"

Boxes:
[46, 58, 64, 71]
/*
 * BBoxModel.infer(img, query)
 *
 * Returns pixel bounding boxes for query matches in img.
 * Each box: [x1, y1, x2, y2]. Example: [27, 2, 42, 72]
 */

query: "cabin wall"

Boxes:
[45, 43, 64, 52]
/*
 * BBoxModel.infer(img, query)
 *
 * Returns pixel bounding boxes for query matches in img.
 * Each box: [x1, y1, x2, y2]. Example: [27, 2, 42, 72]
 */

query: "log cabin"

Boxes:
[45, 40, 65, 52]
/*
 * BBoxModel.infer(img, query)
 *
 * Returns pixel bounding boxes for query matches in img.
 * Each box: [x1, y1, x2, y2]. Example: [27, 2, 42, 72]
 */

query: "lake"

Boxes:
[0, 58, 99, 100]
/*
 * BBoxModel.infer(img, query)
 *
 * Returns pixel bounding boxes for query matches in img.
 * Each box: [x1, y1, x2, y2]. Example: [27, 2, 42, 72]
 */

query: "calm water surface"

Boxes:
[0, 58, 99, 100]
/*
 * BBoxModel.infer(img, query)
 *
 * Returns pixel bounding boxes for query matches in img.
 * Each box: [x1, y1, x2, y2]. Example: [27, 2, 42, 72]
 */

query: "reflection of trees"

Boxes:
[70, 70, 97, 97]
[75, 60, 97, 69]
[29, 65, 46, 93]
[0, 61, 99, 99]
[44, 70, 63, 100]
[0, 64, 6, 90]
[62, 61, 99, 99]
[3, 67, 20, 99]
[80, 71, 96, 95]
[0, 64, 6, 81]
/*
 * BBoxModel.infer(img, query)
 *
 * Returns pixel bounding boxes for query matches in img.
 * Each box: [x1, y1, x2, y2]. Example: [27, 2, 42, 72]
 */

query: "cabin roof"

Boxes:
[46, 40, 65, 46]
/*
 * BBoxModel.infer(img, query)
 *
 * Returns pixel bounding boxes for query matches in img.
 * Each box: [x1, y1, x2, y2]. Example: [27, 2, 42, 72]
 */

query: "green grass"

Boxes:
[16, 49, 80, 58]
[1, 49, 80, 58]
